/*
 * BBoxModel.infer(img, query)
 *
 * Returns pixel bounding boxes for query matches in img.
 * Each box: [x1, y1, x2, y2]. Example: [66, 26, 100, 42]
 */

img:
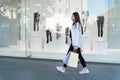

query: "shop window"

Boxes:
[59, 8, 61, 13]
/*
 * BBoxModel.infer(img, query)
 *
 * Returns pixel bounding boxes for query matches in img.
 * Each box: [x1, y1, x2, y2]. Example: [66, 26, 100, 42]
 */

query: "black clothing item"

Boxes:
[65, 36, 69, 44]
[97, 16, 104, 37]
[65, 27, 70, 36]
[46, 30, 52, 43]
[34, 12, 40, 31]
[63, 44, 86, 68]
[65, 27, 70, 44]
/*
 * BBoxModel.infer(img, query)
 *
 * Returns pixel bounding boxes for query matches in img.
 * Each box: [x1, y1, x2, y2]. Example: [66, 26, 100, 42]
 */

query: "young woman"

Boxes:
[56, 12, 89, 74]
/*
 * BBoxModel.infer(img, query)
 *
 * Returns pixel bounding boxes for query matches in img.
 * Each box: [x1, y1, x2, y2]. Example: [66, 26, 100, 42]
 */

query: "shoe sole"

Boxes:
[79, 72, 89, 74]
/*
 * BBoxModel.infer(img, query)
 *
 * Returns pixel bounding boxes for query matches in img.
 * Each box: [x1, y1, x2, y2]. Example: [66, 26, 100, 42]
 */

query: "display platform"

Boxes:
[82, 36, 91, 53]
[31, 32, 42, 51]
[92, 40, 108, 54]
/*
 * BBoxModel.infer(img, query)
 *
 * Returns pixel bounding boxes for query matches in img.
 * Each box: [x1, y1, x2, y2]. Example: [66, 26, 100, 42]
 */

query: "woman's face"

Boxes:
[71, 14, 75, 22]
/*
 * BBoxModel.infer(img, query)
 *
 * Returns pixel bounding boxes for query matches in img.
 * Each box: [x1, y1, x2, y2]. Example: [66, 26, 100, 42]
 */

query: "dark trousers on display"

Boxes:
[63, 44, 86, 68]
[34, 21, 39, 31]
[97, 16, 104, 37]
[33, 12, 40, 31]
[65, 36, 68, 44]
[46, 30, 52, 43]
[97, 21, 103, 37]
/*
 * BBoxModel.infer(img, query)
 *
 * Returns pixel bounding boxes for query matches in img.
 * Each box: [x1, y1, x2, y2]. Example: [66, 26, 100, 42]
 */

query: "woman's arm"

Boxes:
[74, 22, 82, 48]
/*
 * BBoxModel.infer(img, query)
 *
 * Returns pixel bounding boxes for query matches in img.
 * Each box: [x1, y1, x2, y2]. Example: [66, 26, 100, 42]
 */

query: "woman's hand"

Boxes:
[73, 46, 78, 52]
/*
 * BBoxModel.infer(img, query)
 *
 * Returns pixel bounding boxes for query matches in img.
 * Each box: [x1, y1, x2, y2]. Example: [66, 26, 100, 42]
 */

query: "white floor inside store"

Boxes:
[0, 47, 120, 64]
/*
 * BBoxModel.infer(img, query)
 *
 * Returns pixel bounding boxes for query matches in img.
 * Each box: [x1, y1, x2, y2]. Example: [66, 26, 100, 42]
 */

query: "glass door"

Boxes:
[0, 0, 31, 57]
[19, 0, 31, 57]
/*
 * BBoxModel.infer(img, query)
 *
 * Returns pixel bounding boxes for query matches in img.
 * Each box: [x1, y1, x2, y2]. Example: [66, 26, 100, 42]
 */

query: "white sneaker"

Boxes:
[79, 68, 89, 74]
[56, 66, 66, 73]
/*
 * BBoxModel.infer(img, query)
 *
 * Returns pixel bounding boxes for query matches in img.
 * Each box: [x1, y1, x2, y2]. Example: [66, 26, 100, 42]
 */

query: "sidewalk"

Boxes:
[0, 57, 119, 80]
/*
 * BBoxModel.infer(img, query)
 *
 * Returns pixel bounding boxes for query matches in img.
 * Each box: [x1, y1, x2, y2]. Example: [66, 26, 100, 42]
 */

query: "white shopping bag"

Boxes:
[67, 52, 79, 68]
[63, 52, 79, 68]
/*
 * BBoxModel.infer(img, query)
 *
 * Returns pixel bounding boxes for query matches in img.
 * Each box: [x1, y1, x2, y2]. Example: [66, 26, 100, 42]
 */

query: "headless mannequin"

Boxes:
[97, 16, 104, 37]
[34, 12, 40, 31]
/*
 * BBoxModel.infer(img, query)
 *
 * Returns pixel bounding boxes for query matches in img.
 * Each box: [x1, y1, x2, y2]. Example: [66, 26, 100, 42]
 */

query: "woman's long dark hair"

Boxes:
[72, 12, 83, 35]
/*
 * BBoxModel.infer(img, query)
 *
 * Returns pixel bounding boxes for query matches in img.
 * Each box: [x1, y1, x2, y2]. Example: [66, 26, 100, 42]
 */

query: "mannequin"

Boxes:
[65, 27, 70, 44]
[33, 12, 40, 31]
[82, 11, 89, 34]
[97, 16, 104, 37]
[46, 27, 52, 44]
[56, 23, 62, 39]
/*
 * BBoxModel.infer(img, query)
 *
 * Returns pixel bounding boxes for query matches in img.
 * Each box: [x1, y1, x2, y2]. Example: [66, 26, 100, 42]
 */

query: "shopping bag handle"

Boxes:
[73, 49, 77, 53]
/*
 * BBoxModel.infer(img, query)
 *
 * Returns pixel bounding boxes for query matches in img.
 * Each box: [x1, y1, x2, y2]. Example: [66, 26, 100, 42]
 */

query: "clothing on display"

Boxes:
[65, 27, 70, 44]
[82, 11, 88, 33]
[82, 19, 87, 33]
[46, 30, 52, 43]
[97, 16, 104, 37]
[34, 12, 40, 31]
[56, 23, 62, 39]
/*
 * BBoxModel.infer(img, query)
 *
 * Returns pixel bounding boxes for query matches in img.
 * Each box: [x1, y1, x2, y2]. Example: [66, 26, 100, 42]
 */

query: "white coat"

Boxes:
[71, 22, 82, 48]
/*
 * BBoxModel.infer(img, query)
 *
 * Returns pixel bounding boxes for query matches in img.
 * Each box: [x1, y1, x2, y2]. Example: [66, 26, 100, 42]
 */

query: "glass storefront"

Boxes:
[0, 0, 120, 62]
[0, 0, 30, 57]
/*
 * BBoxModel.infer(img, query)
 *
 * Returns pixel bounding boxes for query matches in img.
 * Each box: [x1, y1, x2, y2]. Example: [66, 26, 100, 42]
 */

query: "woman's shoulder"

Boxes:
[72, 22, 81, 29]
[75, 22, 81, 28]
[76, 22, 81, 25]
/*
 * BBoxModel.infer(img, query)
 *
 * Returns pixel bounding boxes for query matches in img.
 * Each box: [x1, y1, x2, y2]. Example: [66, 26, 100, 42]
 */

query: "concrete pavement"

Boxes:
[0, 57, 120, 80]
